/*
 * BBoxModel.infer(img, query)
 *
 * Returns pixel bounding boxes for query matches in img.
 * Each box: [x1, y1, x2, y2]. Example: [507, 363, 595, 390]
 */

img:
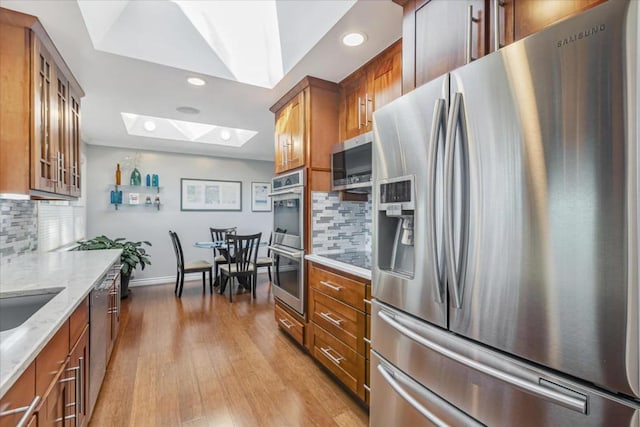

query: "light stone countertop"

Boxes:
[305, 253, 372, 281]
[0, 249, 122, 398]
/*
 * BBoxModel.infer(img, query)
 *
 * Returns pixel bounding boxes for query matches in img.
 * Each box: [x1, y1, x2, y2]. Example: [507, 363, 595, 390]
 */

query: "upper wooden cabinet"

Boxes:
[0, 7, 84, 199]
[274, 92, 305, 174]
[397, 0, 606, 92]
[339, 40, 402, 141]
[504, 0, 607, 43]
[270, 76, 339, 177]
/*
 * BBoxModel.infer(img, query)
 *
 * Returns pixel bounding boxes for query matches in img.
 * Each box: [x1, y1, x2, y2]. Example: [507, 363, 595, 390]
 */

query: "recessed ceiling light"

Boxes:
[187, 76, 206, 86]
[220, 129, 231, 141]
[342, 32, 366, 47]
[176, 106, 200, 115]
[143, 120, 156, 132]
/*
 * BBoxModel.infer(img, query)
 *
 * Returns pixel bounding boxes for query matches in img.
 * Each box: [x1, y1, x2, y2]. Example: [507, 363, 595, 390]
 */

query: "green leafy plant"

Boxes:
[75, 235, 151, 276]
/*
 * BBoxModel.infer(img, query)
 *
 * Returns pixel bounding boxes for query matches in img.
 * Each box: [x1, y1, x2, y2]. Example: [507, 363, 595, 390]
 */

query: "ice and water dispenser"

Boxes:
[376, 175, 415, 278]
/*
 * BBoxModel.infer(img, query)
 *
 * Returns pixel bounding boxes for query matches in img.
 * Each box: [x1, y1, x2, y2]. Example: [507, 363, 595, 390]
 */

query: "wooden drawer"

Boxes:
[70, 296, 89, 348]
[365, 285, 371, 314]
[365, 313, 371, 358]
[310, 289, 365, 355]
[35, 320, 69, 397]
[274, 301, 304, 346]
[313, 325, 365, 399]
[0, 363, 35, 427]
[309, 263, 367, 311]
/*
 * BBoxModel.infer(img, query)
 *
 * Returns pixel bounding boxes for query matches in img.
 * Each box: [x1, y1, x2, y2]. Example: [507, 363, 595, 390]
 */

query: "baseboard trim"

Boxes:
[130, 276, 174, 287]
[130, 272, 271, 288]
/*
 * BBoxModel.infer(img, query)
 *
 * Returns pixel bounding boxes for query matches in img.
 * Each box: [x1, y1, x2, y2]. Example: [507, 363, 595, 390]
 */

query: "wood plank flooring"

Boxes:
[89, 275, 369, 427]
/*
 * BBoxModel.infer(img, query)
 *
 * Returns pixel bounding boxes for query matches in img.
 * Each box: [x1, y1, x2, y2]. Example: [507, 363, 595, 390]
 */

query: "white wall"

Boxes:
[86, 145, 274, 284]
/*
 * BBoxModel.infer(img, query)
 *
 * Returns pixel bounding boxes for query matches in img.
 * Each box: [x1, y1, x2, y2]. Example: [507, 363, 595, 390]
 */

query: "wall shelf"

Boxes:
[109, 184, 162, 211]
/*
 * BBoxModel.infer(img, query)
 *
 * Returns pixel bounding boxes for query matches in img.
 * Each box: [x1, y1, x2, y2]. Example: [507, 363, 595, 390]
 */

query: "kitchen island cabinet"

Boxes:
[0, 250, 121, 427]
[0, 7, 84, 199]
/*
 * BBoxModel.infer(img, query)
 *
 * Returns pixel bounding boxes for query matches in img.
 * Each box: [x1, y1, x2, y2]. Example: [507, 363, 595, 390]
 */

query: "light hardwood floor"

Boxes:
[89, 275, 369, 427]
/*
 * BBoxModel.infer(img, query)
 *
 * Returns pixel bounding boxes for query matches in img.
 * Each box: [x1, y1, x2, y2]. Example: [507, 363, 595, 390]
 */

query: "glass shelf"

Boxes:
[110, 202, 161, 211]
[109, 184, 162, 211]
[109, 184, 162, 192]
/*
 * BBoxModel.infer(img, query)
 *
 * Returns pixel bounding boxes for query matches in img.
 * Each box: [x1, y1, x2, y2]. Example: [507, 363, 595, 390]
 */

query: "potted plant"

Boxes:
[75, 235, 151, 298]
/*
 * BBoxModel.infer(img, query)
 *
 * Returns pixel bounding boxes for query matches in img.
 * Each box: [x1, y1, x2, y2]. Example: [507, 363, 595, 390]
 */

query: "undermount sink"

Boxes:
[0, 288, 63, 332]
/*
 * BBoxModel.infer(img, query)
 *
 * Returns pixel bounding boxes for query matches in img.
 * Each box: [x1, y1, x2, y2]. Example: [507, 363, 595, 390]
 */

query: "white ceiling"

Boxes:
[0, 0, 402, 162]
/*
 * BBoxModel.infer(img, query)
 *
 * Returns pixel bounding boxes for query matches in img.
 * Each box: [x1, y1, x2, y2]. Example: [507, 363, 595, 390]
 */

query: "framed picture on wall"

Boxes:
[180, 178, 242, 211]
[251, 182, 271, 212]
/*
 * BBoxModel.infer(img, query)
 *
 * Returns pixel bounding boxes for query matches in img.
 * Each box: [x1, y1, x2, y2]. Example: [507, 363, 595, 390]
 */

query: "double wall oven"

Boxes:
[269, 169, 305, 314]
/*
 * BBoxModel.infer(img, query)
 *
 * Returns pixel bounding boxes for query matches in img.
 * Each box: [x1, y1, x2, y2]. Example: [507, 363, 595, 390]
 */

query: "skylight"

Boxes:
[77, 0, 356, 88]
[120, 113, 257, 147]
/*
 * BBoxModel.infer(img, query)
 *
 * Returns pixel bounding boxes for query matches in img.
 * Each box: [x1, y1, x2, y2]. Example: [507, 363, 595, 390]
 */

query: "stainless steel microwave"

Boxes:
[331, 131, 373, 192]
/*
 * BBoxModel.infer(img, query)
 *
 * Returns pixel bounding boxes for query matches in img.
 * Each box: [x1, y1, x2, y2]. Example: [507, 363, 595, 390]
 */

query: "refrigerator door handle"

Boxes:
[378, 310, 588, 414]
[428, 98, 447, 304]
[376, 362, 483, 427]
[444, 92, 464, 309]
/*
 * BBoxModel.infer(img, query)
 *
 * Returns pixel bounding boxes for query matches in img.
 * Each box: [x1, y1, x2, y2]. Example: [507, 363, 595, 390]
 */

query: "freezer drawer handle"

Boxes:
[378, 310, 588, 414]
[377, 363, 483, 427]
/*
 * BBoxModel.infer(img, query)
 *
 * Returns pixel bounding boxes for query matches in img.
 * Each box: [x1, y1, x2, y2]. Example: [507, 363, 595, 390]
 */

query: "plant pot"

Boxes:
[120, 271, 131, 299]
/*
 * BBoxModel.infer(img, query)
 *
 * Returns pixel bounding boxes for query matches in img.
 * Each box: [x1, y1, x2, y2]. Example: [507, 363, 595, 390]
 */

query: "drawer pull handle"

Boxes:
[320, 346, 345, 365]
[363, 298, 371, 306]
[278, 318, 294, 329]
[363, 337, 371, 345]
[0, 396, 40, 427]
[320, 311, 344, 326]
[319, 280, 342, 292]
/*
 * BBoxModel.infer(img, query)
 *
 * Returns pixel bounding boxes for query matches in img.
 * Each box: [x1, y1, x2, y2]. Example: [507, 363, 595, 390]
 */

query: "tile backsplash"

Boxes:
[0, 200, 38, 264]
[311, 191, 371, 254]
[0, 199, 86, 265]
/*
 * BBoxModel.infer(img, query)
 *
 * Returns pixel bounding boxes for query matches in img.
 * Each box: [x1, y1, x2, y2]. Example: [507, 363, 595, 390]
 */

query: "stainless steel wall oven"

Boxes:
[269, 169, 305, 315]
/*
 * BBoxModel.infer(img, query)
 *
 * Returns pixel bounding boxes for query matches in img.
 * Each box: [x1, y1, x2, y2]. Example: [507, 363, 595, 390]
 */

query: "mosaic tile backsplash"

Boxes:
[311, 191, 372, 255]
[0, 200, 38, 264]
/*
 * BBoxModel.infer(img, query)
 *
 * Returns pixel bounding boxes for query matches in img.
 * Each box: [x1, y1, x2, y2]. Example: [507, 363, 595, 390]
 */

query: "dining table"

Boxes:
[193, 240, 267, 290]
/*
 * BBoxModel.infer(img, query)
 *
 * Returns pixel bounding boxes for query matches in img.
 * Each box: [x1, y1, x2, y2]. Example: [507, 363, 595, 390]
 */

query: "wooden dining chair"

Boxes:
[219, 232, 261, 302]
[254, 228, 286, 283]
[209, 227, 237, 284]
[169, 231, 213, 297]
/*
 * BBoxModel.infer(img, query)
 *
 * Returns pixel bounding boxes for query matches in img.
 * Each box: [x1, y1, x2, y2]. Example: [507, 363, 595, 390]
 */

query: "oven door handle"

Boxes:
[268, 187, 303, 198]
[268, 246, 304, 259]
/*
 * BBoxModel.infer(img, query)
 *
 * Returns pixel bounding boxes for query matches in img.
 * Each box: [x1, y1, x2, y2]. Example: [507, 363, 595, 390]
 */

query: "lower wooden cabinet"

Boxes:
[274, 300, 305, 347]
[308, 262, 370, 404]
[0, 363, 36, 427]
[0, 296, 92, 427]
[67, 326, 89, 427]
[312, 325, 366, 399]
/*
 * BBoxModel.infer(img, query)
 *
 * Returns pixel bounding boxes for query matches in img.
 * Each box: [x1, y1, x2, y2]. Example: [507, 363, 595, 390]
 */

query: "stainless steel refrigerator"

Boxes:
[371, 1, 640, 425]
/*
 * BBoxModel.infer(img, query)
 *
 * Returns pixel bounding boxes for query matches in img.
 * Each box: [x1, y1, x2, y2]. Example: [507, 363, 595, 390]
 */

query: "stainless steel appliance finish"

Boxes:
[331, 131, 373, 192]
[371, 0, 640, 424]
[270, 169, 306, 314]
[270, 169, 305, 248]
[269, 244, 305, 314]
[373, 75, 449, 329]
[88, 266, 117, 417]
[371, 301, 640, 427]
